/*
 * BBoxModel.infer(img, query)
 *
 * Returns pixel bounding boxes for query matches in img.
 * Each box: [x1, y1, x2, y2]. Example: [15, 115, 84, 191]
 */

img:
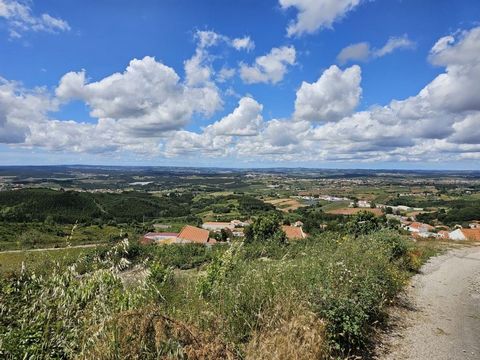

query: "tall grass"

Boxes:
[1, 230, 425, 359]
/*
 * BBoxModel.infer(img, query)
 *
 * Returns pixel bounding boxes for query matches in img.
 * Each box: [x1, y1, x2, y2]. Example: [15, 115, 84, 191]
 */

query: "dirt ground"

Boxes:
[265, 198, 306, 212]
[326, 207, 383, 216]
[376, 245, 480, 360]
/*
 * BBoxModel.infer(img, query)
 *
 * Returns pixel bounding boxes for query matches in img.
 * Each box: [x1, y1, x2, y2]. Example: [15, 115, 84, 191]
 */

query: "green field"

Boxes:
[0, 246, 96, 274]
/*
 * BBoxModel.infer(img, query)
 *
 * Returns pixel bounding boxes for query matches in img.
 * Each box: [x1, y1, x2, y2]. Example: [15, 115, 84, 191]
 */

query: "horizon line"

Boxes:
[0, 164, 479, 172]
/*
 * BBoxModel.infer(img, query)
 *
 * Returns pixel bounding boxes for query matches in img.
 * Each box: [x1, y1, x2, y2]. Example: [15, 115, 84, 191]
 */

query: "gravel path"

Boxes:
[379, 246, 480, 360]
[0, 243, 99, 254]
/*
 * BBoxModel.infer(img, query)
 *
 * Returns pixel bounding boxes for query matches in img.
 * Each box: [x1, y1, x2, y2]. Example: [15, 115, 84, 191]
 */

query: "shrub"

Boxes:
[82, 307, 235, 360]
[346, 211, 381, 237]
[1, 229, 417, 359]
[244, 213, 286, 244]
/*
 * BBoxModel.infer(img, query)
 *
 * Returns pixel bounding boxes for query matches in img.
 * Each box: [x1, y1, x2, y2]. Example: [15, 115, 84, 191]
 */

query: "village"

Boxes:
[140, 219, 307, 246]
[139, 194, 480, 247]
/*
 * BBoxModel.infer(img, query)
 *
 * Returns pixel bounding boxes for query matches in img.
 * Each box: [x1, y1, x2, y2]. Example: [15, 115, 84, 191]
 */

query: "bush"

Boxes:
[192, 233, 408, 356]
[244, 213, 286, 244]
[1, 229, 416, 359]
[346, 211, 381, 237]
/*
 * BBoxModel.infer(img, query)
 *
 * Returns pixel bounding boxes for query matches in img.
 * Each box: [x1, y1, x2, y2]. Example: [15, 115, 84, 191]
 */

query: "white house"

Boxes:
[449, 228, 480, 241]
[202, 222, 234, 231]
[202, 220, 250, 232]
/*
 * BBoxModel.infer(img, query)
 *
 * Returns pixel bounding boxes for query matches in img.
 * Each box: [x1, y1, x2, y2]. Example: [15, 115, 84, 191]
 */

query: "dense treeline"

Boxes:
[0, 189, 193, 224]
[0, 189, 101, 223]
[0, 189, 275, 225]
[238, 195, 276, 215]
[386, 196, 480, 225]
[416, 200, 480, 225]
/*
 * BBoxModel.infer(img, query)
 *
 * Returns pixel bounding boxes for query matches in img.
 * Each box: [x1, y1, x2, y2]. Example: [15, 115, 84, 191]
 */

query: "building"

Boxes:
[438, 230, 450, 239]
[469, 222, 480, 229]
[140, 232, 178, 245]
[281, 225, 307, 240]
[202, 222, 233, 231]
[404, 222, 435, 233]
[449, 228, 480, 241]
[231, 219, 250, 227]
[350, 200, 371, 208]
[177, 225, 217, 245]
[202, 220, 250, 232]
[293, 220, 304, 227]
[232, 228, 245, 237]
[141, 225, 218, 246]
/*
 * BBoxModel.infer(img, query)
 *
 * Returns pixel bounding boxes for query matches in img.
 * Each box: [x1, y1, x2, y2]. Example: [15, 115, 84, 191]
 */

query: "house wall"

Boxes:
[449, 229, 466, 241]
[202, 224, 233, 231]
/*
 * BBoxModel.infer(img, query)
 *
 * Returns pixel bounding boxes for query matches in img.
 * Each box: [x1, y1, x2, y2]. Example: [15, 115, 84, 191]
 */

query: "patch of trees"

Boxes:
[0, 189, 101, 223]
[0, 189, 192, 224]
[244, 213, 286, 244]
[238, 196, 275, 215]
[0, 189, 279, 226]
[417, 201, 480, 225]
[294, 206, 344, 234]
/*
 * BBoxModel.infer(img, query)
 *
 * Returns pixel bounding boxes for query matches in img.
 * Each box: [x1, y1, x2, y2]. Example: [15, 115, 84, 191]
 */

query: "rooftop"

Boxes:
[460, 228, 480, 241]
[282, 225, 306, 240]
[178, 225, 213, 244]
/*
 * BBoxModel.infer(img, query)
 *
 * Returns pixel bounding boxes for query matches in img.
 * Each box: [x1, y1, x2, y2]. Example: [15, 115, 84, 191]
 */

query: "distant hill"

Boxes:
[0, 189, 192, 224]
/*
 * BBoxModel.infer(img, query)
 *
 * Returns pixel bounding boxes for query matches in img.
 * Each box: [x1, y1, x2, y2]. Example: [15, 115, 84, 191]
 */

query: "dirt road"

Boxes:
[0, 243, 99, 254]
[379, 246, 480, 360]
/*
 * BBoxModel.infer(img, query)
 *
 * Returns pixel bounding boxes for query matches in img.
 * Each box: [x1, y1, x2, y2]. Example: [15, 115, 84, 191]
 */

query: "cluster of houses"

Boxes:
[201, 219, 250, 238]
[350, 200, 424, 213]
[140, 225, 217, 246]
[141, 219, 307, 246]
[403, 221, 480, 241]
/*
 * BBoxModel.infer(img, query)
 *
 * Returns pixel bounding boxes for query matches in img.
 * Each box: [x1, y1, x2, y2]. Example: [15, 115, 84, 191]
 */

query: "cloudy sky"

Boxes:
[1, 0, 480, 169]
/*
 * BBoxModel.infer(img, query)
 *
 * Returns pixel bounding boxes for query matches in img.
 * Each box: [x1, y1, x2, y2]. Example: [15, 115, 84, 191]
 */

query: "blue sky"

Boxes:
[0, 0, 480, 168]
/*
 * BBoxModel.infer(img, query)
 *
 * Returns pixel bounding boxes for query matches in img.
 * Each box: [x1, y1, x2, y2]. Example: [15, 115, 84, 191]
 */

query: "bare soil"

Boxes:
[376, 245, 480, 360]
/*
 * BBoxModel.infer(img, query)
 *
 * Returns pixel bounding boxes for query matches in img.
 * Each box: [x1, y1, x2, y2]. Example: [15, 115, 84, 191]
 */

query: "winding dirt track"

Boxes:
[379, 246, 480, 360]
[0, 243, 99, 254]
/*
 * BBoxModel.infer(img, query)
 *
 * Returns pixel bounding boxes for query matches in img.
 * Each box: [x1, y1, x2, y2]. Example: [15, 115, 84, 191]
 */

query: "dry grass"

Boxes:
[245, 300, 327, 360]
[326, 207, 383, 216]
[82, 306, 235, 360]
[265, 198, 306, 212]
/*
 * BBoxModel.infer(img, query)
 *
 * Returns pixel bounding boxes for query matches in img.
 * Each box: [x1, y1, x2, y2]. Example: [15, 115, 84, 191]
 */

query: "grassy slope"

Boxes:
[0, 230, 448, 359]
[0, 247, 96, 274]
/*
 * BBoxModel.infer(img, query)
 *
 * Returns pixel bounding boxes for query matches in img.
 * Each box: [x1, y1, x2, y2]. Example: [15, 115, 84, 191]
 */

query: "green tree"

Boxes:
[220, 228, 233, 242]
[346, 211, 380, 238]
[244, 213, 286, 244]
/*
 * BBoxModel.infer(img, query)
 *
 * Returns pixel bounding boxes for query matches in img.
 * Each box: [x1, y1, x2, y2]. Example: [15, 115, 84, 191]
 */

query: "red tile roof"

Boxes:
[461, 228, 480, 241]
[409, 222, 434, 231]
[177, 225, 213, 244]
[281, 225, 307, 240]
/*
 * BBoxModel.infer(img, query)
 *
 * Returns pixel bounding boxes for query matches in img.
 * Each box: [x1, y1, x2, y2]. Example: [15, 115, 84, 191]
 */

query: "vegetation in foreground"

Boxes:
[0, 224, 438, 359]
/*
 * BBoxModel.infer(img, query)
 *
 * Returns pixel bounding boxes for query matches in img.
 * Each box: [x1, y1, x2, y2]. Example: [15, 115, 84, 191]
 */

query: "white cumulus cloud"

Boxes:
[280, 0, 362, 37]
[337, 35, 415, 64]
[294, 65, 362, 122]
[57, 56, 222, 137]
[206, 97, 263, 136]
[0, 0, 70, 38]
[240, 46, 296, 84]
[232, 36, 255, 51]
